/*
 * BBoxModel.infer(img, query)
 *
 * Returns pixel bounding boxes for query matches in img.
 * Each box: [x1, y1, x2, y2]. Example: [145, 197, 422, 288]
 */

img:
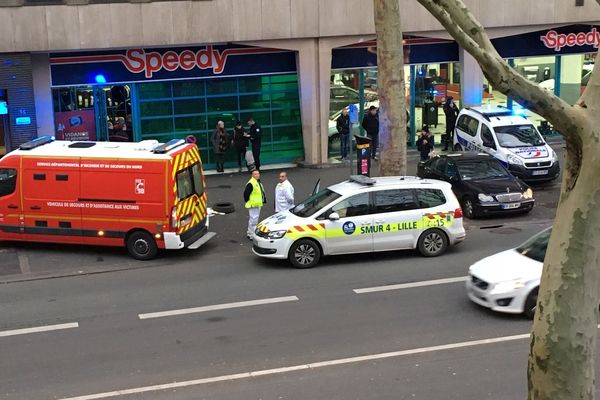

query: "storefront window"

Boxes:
[138, 74, 303, 168]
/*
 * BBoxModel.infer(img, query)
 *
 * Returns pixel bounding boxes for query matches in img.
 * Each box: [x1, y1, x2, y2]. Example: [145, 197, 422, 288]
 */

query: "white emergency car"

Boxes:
[252, 175, 466, 268]
[453, 106, 560, 182]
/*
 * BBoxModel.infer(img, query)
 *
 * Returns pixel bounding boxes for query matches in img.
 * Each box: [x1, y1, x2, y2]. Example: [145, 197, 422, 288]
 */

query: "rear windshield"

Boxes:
[494, 125, 545, 148]
[176, 163, 203, 200]
[456, 159, 510, 181]
[291, 189, 342, 218]
[516, 228, 551, 263]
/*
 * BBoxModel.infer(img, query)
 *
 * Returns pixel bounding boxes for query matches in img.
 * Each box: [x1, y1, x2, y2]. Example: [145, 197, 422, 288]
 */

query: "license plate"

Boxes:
[501, 203, 520, 209]
[532, 170, 548, 176]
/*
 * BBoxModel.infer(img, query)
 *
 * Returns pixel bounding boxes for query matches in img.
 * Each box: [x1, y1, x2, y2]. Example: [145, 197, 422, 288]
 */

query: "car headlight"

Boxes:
[267, 230, 287, 239]
[491, 279, 526, 294]
[478, 193, 495, 202]
[507, 154, 524, 166]
[523, 188, 534, 199]
[550, 149, 558, 163]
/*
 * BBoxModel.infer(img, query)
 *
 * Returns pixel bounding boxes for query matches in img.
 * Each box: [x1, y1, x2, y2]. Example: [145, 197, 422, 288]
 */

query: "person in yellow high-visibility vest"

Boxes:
[243, 169, 266, 239]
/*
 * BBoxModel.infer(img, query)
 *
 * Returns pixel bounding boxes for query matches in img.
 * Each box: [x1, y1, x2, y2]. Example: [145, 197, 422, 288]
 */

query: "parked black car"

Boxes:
[417, 153, 535, 218]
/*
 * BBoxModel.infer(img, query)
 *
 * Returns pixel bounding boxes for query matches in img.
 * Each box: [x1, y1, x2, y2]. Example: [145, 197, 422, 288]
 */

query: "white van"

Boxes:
[453, 106, 560, 182]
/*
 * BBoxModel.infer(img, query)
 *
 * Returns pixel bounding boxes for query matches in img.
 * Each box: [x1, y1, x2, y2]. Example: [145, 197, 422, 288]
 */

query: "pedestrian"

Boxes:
[362, 105, 379, 159]
[275, 171, 294, 213]
[243, 169, 266, 239]
[336, 108, 350, 160]
[231, 121, 249, 172]
[416, 124, 434, 161]
[211, 121, 228, 173]
[442, 96, 459, 151]
[247, 117, 262, 170]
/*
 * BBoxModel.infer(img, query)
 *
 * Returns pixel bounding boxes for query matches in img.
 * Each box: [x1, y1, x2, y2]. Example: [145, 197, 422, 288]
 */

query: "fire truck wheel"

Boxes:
[126, 230, 158, 260]
[213, 202, 235, 214]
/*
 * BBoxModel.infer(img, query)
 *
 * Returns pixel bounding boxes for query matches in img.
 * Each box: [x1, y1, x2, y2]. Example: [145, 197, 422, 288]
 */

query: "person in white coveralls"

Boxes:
[275, 171, 295, 213]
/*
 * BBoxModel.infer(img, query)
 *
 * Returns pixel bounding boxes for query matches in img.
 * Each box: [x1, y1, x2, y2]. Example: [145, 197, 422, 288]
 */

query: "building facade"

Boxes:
[0, 0, 599, 168]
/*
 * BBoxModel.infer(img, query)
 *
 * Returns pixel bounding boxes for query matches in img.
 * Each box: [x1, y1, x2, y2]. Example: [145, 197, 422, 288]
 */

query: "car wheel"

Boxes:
[453, 143, 463, 151]
[524, 287, 539, 319]
[213, 202, 235, 214]
[462, 198, 477, 219]
[289, 239, 321, 268]
[417, 229, 448, 257]
[126, 230, 158, 260]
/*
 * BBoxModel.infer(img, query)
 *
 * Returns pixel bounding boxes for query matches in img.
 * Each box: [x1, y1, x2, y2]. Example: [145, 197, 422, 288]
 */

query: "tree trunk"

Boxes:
[373, 0, 407, 176]
[528, 121, 600, 400]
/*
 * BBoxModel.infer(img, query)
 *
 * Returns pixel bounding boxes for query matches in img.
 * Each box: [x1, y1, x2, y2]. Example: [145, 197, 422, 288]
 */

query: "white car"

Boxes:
[466, 227, 550, 318]
[453, 105, 560, 182]
[253, 175, 466, 268]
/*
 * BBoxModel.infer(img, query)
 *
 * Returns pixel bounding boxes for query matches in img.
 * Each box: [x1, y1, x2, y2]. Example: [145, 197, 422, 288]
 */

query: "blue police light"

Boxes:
[513, 108, 526, 117]
[95, 74, 107, 84]
[0, 101, 7, 115]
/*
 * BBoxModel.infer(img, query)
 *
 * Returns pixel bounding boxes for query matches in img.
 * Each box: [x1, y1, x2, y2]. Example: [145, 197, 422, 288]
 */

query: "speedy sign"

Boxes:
[50, 44, 297, 86]
[541, 28, 600, 52]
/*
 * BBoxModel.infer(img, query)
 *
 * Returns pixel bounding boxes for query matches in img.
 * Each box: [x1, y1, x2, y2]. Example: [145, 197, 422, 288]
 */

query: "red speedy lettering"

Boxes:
[541, 28, 600, 51]
[120, 46, 228, 78]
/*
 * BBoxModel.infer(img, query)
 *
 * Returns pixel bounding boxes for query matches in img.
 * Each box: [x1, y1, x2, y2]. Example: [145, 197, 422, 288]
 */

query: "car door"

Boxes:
[322, 192, 373, 255]
[0, 166, 21, 240]
[372, 189, 421, 251]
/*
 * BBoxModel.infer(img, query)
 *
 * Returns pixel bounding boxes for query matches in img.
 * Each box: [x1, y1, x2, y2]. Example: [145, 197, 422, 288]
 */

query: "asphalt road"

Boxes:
[0, 140, 572, 400]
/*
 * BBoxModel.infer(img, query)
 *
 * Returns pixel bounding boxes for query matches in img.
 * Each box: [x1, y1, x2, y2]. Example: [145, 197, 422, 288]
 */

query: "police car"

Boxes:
[453, 105, 560, 182]
[252, 175, 466, 268]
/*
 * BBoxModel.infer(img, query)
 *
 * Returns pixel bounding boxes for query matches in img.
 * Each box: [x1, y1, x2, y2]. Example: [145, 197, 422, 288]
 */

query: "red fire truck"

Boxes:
[0, 136, 214, 259]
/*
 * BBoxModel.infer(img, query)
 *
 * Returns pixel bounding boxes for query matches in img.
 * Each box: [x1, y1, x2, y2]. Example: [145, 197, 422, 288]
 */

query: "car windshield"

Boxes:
[494, 124, 545, 148]
[290, 189, 342, 218]
[516, 228, 552, 263]
[456, 159, 510, 181]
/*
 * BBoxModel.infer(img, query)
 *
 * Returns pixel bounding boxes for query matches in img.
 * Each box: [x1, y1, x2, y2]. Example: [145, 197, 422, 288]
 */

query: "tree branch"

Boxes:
[416, 0, 585, 145]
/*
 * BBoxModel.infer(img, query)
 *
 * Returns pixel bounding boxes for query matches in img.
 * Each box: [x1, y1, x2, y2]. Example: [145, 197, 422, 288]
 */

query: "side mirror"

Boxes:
[329, 212, 340, 221]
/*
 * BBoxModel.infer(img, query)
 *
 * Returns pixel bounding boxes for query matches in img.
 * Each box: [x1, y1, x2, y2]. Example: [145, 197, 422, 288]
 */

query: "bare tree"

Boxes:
[415, 0, 600, 398]
[374, 0, 408, 176]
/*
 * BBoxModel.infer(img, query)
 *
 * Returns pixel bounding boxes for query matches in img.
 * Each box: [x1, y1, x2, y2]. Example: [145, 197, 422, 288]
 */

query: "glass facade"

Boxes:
[137, 74, 303, 168]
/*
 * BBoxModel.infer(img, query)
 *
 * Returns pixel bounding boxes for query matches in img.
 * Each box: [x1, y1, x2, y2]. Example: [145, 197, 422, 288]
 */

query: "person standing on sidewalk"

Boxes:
[231, 121, 249, 172]
[248, 117, 262, 170]
[362, 105, 379, 159]
[211, 121, 228, 173]
[275, 171, 294, 213]
[336, 108, 350, 160]
[416, 124, 435, 161]
[243, 169, 266, 239]
[442, 96, 459, 151]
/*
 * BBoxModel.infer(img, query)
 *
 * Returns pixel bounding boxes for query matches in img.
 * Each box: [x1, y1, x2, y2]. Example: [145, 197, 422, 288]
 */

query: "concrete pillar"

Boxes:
[559, 54, 584, 105]
[459, 48, 483, 107]
[244, 36, 373, 166]
[31, 53, 54, 137]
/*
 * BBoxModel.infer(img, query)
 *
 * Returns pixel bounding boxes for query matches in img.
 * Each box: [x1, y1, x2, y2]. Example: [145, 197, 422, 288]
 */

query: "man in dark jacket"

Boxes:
[442, 96, 459, 151]
[247, 117, 262, 169]
[336, 108, 350, 160]
[361, 106, 379, 159]
[231, 121, 249, 172]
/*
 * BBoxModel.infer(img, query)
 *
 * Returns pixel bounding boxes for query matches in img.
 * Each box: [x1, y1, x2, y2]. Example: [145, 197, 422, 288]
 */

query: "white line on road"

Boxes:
[353, 276, 467, 294]
[0, 322, 79, 338]
[138, 296, 300, 320]
[58, 332, 530, 400]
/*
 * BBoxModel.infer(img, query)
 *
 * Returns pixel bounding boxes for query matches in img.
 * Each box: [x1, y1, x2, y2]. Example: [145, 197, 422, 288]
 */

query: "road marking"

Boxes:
[353, 276, 467, 294]
[18, 254, 31, 274]
[138, 296, 300, 320]
[0, 322, 79, 338]
[58, 332, 530, 400]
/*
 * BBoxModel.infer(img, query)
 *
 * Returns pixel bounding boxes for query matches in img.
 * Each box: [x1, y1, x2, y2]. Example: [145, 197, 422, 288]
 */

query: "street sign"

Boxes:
[349, 104, 359, 124]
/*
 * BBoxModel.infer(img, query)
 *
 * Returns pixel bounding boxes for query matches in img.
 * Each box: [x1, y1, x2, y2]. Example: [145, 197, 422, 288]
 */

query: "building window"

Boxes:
[138, 74, 303, 168]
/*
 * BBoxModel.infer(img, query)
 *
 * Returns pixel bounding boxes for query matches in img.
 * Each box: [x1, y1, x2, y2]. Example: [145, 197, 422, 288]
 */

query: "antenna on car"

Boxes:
[350, 175, 376, 185]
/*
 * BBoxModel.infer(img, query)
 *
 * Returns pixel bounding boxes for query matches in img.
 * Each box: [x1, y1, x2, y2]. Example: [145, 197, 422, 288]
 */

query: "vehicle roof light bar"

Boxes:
[19, 135, 54, 150]
[350, 175, 376, 185]
[152, 139, 186, 154]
